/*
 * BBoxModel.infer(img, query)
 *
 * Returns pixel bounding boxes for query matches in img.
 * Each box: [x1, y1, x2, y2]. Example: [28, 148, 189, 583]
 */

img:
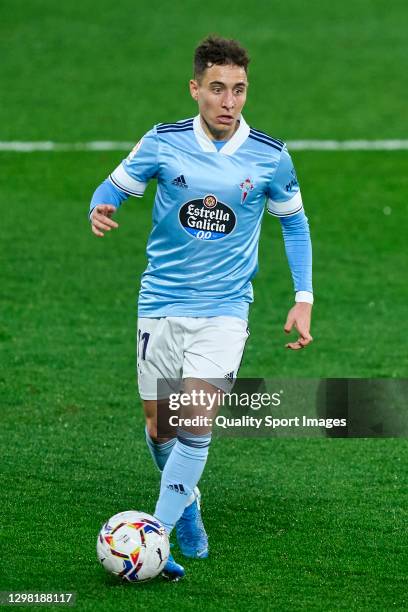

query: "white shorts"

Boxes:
[137, 316, 249, 400]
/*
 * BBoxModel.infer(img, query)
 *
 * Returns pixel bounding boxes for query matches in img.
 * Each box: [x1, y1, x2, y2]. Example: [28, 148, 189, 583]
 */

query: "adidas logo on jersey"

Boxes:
[224, 371, 234, 384]
[171, 175, 188, 188]
[167, 483, 188, 495]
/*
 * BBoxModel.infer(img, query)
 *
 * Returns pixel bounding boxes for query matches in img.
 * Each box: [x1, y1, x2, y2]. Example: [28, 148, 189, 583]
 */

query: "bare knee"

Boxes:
[143, 399, 176, 443]
[145, 416, 158, 441]
[145, 415, 175, 444]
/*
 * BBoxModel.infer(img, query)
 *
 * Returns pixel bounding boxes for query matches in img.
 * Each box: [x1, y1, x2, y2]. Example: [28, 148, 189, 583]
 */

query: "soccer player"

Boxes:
[89, 36, 313, 580]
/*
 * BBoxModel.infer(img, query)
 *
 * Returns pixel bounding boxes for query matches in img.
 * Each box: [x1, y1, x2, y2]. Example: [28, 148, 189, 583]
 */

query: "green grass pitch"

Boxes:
[1, 0, 408, 610]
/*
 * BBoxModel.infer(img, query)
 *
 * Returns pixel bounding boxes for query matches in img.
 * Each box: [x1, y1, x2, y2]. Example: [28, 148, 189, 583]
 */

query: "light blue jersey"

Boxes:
[91, 115, 311, 320]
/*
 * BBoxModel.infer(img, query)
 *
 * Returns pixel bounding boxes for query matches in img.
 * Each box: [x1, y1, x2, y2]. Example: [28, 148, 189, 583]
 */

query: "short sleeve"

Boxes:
[266, 146, 303, 217]
[109, 127, 159, 197]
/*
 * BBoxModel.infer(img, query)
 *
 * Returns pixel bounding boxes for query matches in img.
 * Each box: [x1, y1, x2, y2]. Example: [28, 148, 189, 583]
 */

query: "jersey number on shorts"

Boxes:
[138, 330, 150, 360]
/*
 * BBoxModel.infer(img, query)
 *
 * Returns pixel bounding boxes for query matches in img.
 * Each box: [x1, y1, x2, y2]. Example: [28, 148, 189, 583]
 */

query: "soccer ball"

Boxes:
[96, 511, 169, 582]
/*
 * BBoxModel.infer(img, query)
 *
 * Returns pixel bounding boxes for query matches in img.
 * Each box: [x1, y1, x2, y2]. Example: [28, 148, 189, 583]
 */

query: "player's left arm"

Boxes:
[283, 288, 313, 350]
[280, 211, 313, 350]
[266, 146, 313, 350]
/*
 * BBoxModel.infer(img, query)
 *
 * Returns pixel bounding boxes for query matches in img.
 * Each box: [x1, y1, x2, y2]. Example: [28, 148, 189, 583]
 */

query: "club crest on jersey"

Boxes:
[179, 194, 236, 241]
[239, 178, 254, 204]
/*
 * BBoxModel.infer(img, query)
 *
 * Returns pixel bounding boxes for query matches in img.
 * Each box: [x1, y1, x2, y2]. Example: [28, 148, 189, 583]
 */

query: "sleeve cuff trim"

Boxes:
[295, 291, 314, 304]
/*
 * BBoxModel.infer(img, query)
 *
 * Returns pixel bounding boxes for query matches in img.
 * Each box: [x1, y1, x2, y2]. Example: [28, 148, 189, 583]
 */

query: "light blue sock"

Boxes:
[145, 426, 176, 472]
[154, 430, 211, 534]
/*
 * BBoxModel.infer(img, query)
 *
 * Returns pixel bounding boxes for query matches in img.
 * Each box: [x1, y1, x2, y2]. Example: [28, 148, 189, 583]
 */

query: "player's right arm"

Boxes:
[91, 205, 119, 237]
[89, 128, 159, 237]
[90, 180, 125, 237]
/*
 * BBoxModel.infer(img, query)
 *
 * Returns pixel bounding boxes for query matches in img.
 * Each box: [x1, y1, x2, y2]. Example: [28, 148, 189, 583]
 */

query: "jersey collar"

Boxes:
[193, 114, 250, 155]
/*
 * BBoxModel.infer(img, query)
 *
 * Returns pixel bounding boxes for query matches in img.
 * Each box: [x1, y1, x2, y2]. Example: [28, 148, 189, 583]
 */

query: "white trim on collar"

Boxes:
[193, 114, 250, 156]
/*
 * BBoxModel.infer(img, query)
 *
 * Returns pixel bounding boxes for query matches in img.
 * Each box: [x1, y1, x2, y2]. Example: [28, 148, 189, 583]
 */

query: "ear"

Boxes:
[189, 79, 199, 101]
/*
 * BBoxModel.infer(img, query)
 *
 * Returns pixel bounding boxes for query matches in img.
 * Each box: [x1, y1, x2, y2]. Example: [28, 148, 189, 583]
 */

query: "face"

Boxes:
[189, 63, 248, 141]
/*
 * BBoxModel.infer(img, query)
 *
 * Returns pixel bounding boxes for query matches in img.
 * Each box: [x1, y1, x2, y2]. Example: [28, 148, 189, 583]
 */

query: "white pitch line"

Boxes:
[1, 140, 408, 152]
[288, 140, 408, 151]
[0, 141, 135, 152]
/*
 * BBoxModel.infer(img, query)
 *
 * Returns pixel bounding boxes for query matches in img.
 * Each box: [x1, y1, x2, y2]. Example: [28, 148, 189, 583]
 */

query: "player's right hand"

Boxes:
[90, 204, 119, 237]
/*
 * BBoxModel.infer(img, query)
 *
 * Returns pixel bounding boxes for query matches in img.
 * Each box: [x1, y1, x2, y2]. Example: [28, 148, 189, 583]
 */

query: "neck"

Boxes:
[200, 115, 240, 142]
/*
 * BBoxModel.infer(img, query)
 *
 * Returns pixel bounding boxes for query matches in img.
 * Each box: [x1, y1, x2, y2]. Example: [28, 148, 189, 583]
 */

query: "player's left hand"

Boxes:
[284, 302, 313, 350]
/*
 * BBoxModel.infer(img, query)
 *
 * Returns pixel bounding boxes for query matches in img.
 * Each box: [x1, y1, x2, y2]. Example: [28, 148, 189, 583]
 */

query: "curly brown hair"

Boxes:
[194, 35, 250, 81]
